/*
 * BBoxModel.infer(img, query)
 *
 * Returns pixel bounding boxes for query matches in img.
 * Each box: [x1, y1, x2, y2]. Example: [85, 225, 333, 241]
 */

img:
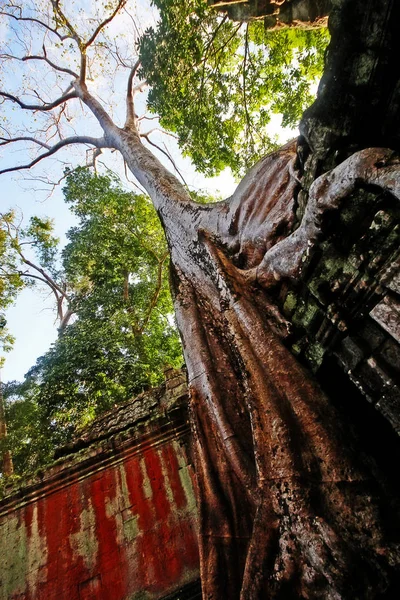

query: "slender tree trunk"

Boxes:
[0, 374, 13, 477]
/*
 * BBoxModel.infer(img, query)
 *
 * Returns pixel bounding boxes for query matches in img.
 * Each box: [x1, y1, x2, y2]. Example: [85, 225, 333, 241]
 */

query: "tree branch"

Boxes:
[50, 0, 81, 46]
[72, 81, 117, 133]
[140, 133, 189, 188]
[84, 0, 128, 49]
[0, 136, 108, 176]
[21, 53, 79, 79]
[59, 307, 74, 331]
[138, 251, 169, 334]
[0, 136, 50, 149]
[0, 10, 72, 41]
[125, 59, 141, 129]
[0, 91, 77, 112]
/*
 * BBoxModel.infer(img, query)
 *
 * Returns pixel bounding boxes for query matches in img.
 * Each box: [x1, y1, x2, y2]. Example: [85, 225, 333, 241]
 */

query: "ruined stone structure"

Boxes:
[0, 369, 200, 600]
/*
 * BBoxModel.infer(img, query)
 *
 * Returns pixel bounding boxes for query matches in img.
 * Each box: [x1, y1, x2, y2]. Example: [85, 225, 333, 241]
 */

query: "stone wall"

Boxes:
[279, 185, 400, 434]
[0, 370, 200, 600]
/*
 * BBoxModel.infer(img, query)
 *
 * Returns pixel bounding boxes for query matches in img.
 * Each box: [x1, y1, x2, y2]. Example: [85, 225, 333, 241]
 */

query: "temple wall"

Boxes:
[0, 375, 200, 600]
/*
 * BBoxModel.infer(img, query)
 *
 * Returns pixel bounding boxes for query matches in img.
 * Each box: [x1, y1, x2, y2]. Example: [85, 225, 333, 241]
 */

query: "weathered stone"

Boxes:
[370, 294, 400, 345]
[376, 391, 400, 434]
[0, 376, 199, 600]
[336, 336, 365, 372]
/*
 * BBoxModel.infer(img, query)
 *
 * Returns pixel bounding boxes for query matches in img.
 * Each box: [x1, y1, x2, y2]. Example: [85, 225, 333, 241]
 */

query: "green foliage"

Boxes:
[21, 216, 60, 274]
[0, 211, 60, 356]
[1, 381, 57, 477]
[139, 1, 329, 176]
[21, 168, 183, 452]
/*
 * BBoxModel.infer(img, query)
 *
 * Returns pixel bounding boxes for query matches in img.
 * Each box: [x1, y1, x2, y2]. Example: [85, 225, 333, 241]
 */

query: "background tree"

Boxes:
[1, 378, 56, 476]
[0, 0, 399, 598]
[0, 210, 65, 476]
[0, 210, 71, 329]
[2, 168, 184, 474]
[27, 168, 183, 426]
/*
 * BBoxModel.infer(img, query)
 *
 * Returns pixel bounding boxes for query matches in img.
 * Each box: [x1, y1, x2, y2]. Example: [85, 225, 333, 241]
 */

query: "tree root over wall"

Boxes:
[166, 143, 400, 599]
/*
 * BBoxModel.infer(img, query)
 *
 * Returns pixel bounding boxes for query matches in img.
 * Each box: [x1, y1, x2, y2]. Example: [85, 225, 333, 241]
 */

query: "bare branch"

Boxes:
[0, 91, 77, 112]
[50, 0, 81, 45]
[0, 135, 108, 176]
[141, 128, 178, 140]
[0, 10, 72, 42]
[0, 136, 50, 149]
[84, 0, 128, 49]
[140, 133, 189, 188]
[0, 51, 78, 78]
[22, 53, 79, 79]
[137, 114, 159, 122]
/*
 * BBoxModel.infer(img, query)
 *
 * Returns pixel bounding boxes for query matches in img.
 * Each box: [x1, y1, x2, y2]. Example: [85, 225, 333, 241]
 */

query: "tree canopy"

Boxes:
[139, 0, 329, 175]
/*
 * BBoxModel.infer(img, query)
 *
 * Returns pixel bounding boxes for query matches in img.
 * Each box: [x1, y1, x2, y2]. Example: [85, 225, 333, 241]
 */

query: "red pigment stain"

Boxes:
[145, 447, 171, 521]
[39, 481, 91, 600]
[123, 445, 199, 595]
[179, 520, 200, 569]
[124, 454, 153, 531]
[161, 444, 188, 510]
[8, 441, 198, 600]
[90, 467, 128, 599]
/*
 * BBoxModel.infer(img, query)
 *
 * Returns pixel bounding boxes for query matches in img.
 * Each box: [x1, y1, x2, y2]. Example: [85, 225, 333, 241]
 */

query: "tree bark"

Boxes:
[210, 0, 331, 27]
[0, 375, 13, 477]
[165, 142, 400, 598]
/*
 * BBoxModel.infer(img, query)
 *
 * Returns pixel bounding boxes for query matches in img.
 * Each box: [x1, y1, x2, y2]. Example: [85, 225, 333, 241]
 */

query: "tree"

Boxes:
[0, 210, 72, 330]
[1, 379, 56, 476]
[1, 0, 399, 597]
[139, 0, 329, 175]
[0, 211, 64, 476]
[2, 168, 184, 472]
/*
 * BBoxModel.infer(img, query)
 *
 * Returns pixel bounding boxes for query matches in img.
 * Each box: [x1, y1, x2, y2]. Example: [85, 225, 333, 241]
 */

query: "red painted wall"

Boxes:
[0, 420, 199, 600]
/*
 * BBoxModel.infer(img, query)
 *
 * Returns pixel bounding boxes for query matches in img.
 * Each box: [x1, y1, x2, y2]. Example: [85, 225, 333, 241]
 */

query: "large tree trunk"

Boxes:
[164, 141, 400, 599]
